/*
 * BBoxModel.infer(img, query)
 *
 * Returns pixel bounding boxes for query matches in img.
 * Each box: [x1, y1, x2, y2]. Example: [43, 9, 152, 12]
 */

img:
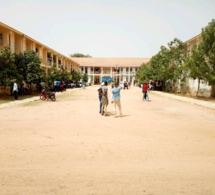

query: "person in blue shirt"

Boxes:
[57, 80, 61, 92]
[112, 82, 123, 117]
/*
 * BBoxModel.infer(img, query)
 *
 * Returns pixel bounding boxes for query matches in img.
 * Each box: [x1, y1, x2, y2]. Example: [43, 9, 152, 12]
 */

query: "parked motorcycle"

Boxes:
[40, 89, 56, 101]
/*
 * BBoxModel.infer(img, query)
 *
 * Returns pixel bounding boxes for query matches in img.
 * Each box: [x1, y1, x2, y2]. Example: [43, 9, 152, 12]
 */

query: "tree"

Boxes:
[149, 46, 171, 90]
[137, 38, 186, 92]
[167, 38, 186, 91]
[71, 70, 81, 82]
[0, 46, 19, 95]
[201, 18, 215, 96]
[186, 43, 209, 96]
[14, 50, 45, 92]
[82, 73, 88, 83]
[136, 63, 152, 84]
[60, 68, 71, 82]
[70, 53, 91, 57]
[46, 67, 61, 84]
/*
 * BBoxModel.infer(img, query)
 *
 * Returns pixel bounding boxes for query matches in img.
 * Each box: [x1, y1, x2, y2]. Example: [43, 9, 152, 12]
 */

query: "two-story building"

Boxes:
[0, 22, 79, 75]
[1, 21, 213, 96]
[71, 57, 150, 85]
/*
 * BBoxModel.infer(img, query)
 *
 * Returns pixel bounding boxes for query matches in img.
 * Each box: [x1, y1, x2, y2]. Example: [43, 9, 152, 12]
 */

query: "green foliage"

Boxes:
[186, 43, 209, 80]
[71, 70, 81, 82]
[167, 38, 186, 82]
[47, 67, 61, 84]
[70, 53, 91, 57]
[82, 73, 88, 83]
[47, 67, 72, 84]
[14, 50, 44, 85]
[0, 46, 19, 86]
[136, 63, 152, 84]
[201, 18, 215, 84]
[136, 38, 186, 92]
[185, 43, 210, 96]
[60, 69, 71, 82]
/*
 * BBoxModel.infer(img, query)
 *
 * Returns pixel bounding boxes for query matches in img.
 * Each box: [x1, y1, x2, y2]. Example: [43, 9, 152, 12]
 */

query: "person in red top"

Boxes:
[60, 81, 64, 92]
[142, 82, 151, 101]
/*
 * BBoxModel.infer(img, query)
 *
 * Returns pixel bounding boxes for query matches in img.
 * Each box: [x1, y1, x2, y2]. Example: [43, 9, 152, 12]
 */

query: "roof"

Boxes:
[183, 34, 202, 45]
[70, 57, 151, 67]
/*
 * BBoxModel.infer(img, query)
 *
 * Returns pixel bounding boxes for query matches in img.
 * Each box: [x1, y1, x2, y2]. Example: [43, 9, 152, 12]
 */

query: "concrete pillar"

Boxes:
[21, 36, 26, 52]
[9, 31, 15, 53]
[56, 55, 59, 68]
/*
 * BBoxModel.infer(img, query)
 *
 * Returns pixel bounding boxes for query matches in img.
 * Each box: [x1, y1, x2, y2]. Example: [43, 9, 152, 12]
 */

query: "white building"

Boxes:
[71, 57, 151, 85]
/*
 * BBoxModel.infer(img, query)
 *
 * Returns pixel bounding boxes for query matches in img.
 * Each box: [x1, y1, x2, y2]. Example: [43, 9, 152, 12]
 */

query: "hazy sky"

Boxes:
[0, 0, 214, 57]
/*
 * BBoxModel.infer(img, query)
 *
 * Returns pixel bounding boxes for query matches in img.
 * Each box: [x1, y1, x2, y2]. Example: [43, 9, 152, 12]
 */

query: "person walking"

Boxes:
[12, 79, 18, 100]
[101, 88, 109, 116]
[100, 81, 109, 115]
[97, 83, 103, 114]
[142, 82, 150, 101]
[112, 82, 123, 117]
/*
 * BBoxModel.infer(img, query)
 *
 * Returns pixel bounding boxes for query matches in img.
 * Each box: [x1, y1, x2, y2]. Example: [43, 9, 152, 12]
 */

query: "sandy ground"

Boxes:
[0, 85, 215, 195]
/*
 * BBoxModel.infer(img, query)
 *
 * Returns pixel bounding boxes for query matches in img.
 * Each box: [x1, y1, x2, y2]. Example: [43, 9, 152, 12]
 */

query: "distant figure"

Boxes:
[40, 81, 46, 91]
[54, 80, 57, 91]
[57, 80, 61, 92]
[142, 82, 150, 101]
[124, 81, 128, 89]
[128, 82, 131, 88]
[97, 82, 104, 114]
[60, 81, 64, 92]
[12, 79, 18, 100]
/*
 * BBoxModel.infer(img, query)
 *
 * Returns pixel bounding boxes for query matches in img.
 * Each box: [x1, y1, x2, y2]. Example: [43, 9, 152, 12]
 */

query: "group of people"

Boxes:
[53, 80, 66, 92]
[98, 81, 123, 117]
[123, 81, 130, 89]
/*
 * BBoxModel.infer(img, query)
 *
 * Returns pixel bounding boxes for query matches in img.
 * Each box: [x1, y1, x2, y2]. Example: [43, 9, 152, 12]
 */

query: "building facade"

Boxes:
[0, 22, 79, 75]
[71, 57, 151, 85]
[1, 21, 213, 96]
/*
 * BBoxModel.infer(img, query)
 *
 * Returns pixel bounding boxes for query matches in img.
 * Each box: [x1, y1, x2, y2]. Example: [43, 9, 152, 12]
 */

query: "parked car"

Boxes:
[66, 82, 75, 88]
[75, 82, 83, 88]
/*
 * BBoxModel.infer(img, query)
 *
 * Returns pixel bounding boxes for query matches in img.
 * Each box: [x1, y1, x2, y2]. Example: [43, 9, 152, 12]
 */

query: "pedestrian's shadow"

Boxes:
[107, 111, 129, 118]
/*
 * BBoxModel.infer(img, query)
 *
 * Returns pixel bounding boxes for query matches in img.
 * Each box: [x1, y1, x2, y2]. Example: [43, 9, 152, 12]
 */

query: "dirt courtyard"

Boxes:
[0, 85, 215, 195]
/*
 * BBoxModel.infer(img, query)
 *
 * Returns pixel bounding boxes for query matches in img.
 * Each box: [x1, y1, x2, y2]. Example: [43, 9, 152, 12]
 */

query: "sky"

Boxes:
[0, 0, 214, 58]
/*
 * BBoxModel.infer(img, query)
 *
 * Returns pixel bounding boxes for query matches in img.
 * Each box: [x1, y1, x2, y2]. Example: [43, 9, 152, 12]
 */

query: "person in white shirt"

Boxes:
[12, 80, 18, 100]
